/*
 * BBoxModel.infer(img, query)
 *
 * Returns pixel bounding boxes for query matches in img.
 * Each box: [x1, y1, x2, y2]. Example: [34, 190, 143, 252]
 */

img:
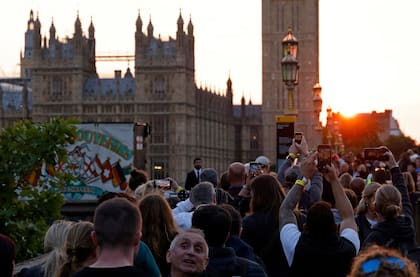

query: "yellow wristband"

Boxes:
[295, 179, 306, 188]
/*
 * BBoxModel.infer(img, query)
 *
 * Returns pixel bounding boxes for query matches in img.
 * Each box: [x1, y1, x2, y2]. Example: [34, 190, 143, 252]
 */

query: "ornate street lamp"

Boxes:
[281, 28, 299, 113]
[282, 27, 298, 59]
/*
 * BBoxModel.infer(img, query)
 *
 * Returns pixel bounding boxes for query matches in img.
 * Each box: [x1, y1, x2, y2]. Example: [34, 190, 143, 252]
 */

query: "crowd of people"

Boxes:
[3, 135, 420, 277]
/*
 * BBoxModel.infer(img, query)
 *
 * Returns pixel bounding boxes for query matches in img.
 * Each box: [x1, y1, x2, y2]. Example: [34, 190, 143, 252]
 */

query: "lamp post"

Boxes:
[281, 28, 299, 114]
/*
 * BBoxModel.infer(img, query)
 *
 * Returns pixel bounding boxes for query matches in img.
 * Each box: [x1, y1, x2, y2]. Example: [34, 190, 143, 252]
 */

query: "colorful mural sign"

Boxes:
[44, 123, 134, 200]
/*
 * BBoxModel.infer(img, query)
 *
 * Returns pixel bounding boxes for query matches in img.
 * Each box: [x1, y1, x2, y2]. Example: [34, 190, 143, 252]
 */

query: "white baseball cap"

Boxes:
[255, 155, 270, 166]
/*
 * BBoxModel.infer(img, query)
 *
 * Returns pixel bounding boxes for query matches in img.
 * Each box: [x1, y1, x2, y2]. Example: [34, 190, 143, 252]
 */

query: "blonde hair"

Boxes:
[43, 220, 74, 277]
[356, 182, 381, 215]
[402, 172, 415, 193]
[134, 180, 159, 199]
[375, 184, 402, 220]
[57, 221, 95, 277]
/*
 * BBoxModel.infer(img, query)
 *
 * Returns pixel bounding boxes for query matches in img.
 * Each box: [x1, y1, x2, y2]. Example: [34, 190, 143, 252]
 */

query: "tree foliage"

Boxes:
[338, 115, 382, 154]
[384, 135, 418, 158]
[0, 118, 77, 261]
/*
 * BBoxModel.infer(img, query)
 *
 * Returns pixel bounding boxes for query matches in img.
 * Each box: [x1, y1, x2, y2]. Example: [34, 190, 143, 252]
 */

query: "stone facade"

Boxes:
[0, 10, 263, 183]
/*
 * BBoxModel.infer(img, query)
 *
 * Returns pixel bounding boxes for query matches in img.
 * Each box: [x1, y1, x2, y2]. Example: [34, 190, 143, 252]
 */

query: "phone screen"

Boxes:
[364, 148, 388, 161]
[249, 162, 260, 176]
[155, 179, 170, 189]
[317, 144, 332, 172]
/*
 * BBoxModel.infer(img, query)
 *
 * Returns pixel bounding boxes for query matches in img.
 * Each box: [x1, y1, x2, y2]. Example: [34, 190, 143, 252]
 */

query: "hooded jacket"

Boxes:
[363, 167, 416, 248]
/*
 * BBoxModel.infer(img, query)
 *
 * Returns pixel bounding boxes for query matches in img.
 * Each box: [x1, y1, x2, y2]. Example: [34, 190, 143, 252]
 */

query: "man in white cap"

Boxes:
[255, 155, 271, 174]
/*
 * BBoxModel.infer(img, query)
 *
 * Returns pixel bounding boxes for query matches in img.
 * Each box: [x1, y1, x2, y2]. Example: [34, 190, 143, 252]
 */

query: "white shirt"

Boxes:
[172, 198, 194, 230]
[280, 223, 360, 266]
[174, 211, 193, 230]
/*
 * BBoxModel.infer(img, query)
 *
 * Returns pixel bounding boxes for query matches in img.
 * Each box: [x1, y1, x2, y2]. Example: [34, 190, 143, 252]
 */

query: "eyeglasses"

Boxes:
[360, 257, 406, 274]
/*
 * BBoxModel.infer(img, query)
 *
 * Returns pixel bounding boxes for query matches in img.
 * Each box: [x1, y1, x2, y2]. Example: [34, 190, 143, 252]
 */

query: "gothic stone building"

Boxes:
[0, 10, 263, 183]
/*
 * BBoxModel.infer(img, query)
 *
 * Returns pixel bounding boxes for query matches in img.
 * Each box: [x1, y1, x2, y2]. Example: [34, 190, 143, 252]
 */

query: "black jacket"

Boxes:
[185, 170, 199, 190]
[363, 167, 416, 249]
[355, 213, 374, 243]
[241, 211, 278, 257]
[290, 233, 357, 277]
[208, 247, 267, 277]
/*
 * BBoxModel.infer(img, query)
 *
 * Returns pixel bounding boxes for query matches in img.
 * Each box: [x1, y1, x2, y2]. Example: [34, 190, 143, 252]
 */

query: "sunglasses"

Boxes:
[360, 257, 406, 274]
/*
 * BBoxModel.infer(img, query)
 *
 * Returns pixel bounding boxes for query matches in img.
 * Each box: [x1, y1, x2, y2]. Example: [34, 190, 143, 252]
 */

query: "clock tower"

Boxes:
[262, 0, 321, 163]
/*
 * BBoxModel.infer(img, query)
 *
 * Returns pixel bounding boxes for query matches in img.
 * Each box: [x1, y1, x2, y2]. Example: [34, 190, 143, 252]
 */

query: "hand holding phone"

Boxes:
[249, 162, 261, 177]
[155, 179, 171, 190]
[364, 147, 388, 161]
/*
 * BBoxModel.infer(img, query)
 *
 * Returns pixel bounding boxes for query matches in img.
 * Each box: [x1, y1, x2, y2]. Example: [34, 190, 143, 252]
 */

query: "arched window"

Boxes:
[52, 77, 63, 97]
[153, 75, 166, 95]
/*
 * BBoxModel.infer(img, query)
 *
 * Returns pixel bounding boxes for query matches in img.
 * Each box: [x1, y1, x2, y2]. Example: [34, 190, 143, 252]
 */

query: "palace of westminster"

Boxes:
[0, 1, 400, 182]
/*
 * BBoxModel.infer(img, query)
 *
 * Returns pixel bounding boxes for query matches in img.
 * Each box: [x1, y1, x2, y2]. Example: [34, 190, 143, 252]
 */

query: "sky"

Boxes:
[1, 1, 420, 143]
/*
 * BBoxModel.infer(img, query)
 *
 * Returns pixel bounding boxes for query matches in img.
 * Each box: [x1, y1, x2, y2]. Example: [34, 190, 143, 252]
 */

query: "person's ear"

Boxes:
[91, 231, 98, 247]
[166, 249, 172, 263]
[203, 256, 209, 268]
[133, 231, 141, 246]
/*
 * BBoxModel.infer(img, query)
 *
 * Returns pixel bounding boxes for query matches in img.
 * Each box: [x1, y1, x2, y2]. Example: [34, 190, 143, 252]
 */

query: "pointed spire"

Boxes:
[177, 9, 184, 28]
[74, 11, 82, 35]
[147, 15, 154, 37]
[226, 73, 233, 99]
[187, 14, 194, 35]
[35, 11, 41, 31]
[49, 17, 56, 37]
[136, 9, 143, 32]
[89, 16, 95, 39]
[27, 10, 35, 30]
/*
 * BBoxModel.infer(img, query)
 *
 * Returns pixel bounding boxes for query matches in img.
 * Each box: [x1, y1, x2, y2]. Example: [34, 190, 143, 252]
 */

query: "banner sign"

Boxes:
[40, 123, 134, 200]
[276, 116, 295, 168]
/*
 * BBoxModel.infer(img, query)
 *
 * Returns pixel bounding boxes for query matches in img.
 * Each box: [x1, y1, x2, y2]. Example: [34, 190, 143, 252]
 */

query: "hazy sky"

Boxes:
[1, 0, 420, 143]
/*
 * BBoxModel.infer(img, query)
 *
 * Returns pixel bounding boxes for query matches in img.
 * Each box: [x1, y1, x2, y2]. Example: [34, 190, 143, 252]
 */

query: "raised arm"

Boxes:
[382, 147, 413, 219]
[279, 152, 317, 230]
[323, 164, 357, 233]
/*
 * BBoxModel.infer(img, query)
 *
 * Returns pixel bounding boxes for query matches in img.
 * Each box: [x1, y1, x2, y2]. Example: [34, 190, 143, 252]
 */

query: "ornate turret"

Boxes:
[49, 18, 56, 48]
[136, 10, 143, 33]
[187, 15, 194, 35]
[34, 12, 41, 50]
[27, 10, 35, 30]
[74, 12, 82, 37]
[177, 10, 184, 31]
[49, 18, 56, 39]
[88, 17, 95, 39]
[226, 76, 232, 96]
[147, 16, 153, 37]
[176, 10, 185, 47]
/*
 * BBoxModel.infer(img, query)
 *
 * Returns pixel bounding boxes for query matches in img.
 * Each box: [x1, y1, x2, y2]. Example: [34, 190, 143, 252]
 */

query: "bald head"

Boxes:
[228, 162, 245, 185]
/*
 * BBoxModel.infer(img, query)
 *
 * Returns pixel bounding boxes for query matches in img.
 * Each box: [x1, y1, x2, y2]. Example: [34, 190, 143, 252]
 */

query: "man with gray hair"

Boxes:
[166, 228, 212, 277]
[200, 168, 234, 205]
[173, 182, 216, 230]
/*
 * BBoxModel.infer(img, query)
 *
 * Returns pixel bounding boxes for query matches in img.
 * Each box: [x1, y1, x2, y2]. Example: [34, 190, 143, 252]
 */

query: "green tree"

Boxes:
[384, 135, 417, 158]
[0, 118, 77, 261]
